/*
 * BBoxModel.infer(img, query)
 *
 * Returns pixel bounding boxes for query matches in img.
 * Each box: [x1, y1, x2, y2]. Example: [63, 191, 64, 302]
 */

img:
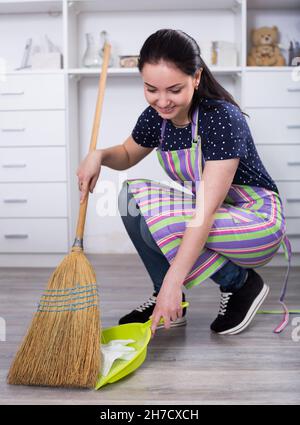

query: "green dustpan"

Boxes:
[95, 301, 189, 389]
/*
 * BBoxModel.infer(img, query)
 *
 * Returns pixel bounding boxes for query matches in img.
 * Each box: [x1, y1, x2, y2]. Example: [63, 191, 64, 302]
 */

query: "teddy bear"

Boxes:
[247, 26, 286, 66]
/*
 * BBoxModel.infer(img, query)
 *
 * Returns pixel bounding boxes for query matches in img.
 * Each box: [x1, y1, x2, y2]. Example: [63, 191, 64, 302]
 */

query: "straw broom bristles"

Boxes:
[7, 248, 101, 388]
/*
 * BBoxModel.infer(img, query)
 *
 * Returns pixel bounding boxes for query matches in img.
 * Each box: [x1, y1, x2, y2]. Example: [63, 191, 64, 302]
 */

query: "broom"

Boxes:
[7, 43, 112, 389]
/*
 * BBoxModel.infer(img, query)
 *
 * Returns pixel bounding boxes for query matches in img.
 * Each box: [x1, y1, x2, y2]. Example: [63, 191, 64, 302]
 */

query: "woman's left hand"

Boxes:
[150, 279, 183, 337]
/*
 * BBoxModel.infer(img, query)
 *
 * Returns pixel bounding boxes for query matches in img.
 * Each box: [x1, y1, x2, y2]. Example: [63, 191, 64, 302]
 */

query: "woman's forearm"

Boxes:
[99, 145, 130, 171]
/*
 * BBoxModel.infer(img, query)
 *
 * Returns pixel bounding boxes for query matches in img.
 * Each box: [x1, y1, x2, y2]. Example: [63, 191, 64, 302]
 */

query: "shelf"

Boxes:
[2, 69, 64, 75]
[247, 0, 300, 10]
[67, 66, 243, 77]
[245, 66, 299, 72]
[0, 0, 62, 14]
[208, 66, 243, 75]
[68, 67, 139, 77]
[1, 67, 244, 78]
[69, 0, 240, 13]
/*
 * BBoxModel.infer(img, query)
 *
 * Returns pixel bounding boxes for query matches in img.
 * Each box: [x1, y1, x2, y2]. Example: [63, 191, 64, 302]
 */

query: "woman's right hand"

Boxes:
[76, 150, 103, 203]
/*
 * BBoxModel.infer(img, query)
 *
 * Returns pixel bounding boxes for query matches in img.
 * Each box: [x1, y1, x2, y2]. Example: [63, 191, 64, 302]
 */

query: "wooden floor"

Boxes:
[1, 254, 300, 405]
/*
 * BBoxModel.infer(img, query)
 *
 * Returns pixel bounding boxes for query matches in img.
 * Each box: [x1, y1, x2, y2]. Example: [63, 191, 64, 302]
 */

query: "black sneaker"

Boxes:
[118, 291, 187, 329]
[210, 269, 269, 335]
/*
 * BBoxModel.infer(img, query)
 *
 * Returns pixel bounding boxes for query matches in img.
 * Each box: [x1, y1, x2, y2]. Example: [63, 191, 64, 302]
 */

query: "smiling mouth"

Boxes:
[159, 106, 175, 113]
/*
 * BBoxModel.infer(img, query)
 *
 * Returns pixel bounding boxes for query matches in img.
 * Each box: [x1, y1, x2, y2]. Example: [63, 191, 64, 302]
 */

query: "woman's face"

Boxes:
[141, 60, 202, 123]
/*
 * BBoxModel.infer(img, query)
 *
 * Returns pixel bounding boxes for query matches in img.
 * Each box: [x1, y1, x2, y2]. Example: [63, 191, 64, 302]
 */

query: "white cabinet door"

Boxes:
[256, 145, 300, 180]
[0, 182, 68, 217]
[0, 147, 67, 181]
[0, 74, 65, 110]
[286, 218, 300, 251]
[0, 111, 66, 146]
[244, 72, 300, 108]
[276, 182, 300, 218]
[245, 108, 300, 144]
[0, 218, 68, 253]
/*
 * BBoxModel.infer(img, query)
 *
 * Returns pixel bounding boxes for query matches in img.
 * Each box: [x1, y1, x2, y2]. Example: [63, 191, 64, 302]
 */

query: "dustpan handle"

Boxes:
[142, 301, 189, 329]
[72, 43, 111, 251]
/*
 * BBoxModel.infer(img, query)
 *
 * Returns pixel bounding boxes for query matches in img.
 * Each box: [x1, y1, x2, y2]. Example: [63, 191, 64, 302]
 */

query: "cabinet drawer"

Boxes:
[244, 72, 300, 107]
[0, 183, 67, 217]
[276, 182, 300, 218]
[245, 108, 300, 144]
[277, 237, 300, 254]
[0, 111, 66, 146]
[256, 145, 300, 180]
[284, 218, 300, 253]
[288, 236, 300, 253]
[285, 218, 300, 237]
[278, 218, 300, 253]
[0, 147, 67, 182]
[0, 218, 68, 253]
[0, 74, 65, 110]
[277, 218, 300, 254]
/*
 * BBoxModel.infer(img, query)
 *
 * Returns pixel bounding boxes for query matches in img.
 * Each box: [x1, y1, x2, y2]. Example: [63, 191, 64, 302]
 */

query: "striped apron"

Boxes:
[126, 107, 292, 333]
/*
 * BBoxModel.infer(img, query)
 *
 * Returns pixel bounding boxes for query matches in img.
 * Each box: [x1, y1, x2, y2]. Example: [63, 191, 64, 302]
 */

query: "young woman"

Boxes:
[77, 29, 291, 337]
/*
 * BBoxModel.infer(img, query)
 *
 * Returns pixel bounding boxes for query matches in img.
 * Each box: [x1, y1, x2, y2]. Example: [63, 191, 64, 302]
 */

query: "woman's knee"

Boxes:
[118, 181, 140, 218]
[118, 181, 129, 216]
[139, 215, 162, 253]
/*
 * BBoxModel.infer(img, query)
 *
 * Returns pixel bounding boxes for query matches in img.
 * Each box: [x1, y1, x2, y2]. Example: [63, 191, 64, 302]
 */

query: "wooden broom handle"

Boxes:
[74, 43, 111, 245]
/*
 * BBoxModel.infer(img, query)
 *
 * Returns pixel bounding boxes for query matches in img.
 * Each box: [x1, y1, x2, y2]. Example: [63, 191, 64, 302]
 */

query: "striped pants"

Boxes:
[124, 180, 286, 290]
[118, 183, 248, 293]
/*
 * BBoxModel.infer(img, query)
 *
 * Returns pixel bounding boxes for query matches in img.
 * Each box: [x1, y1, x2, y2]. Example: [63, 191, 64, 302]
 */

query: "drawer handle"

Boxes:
[286, 125, 300, 129]
[4, 234, 28, 239]
[287, 88, 300, 92]
[2, 163, 27, 168]
[286, 198, 300, 203]
[3, 199, 28, 203]
[287, 161, 300, 166]
[286, 234, 300, 239]
[0, 91, 25, 96]
[1, 128, 26, 132]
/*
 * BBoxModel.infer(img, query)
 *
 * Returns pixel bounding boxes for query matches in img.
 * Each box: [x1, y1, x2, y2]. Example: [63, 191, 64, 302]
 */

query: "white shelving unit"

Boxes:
[0, 0, 299, 267]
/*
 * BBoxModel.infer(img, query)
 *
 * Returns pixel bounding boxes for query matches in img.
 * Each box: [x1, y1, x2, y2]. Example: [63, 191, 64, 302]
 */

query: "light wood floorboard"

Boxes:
[1, 254, 299, 405]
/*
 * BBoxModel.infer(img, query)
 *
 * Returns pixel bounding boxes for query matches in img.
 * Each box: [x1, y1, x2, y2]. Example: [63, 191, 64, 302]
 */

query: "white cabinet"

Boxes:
[0, 0, 299, 265]
[244, 71, 300, 108]
[244, 68, 300, 257]
[0, 71, 69, 260]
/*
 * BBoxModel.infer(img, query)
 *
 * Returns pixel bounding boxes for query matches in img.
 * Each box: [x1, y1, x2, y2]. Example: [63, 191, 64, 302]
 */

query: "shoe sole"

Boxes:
[216, 283, 270, 335]
[156, 316, 187, 329]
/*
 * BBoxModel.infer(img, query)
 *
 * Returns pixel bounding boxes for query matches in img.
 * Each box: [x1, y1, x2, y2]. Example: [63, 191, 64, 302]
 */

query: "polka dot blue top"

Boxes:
[132, 97, 279, 194]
